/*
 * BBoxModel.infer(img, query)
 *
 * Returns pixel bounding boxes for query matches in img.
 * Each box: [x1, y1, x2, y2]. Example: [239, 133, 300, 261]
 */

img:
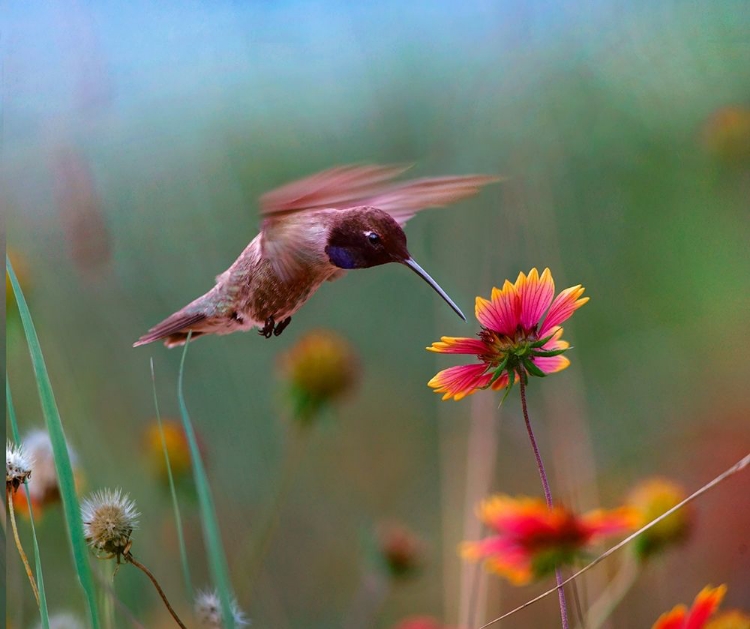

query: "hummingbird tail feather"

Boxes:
[133, 311, 207, 348]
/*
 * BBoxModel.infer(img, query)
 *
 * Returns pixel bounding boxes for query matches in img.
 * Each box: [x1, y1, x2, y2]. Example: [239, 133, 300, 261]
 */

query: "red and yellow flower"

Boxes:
[653, 585, 727, 629]
[428, 268, 588, 401]
[461, 495, 637, 585]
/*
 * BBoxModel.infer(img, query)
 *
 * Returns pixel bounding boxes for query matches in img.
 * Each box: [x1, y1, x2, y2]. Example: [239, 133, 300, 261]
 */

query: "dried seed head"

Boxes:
[6, 441, 33, 492]
[81, 488, 139, 558]
[194, 589, 249, 628]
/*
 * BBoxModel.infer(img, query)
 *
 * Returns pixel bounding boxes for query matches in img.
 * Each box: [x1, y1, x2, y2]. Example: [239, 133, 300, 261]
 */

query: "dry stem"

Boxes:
[7, 486, 40, 607]
[125, 552, 187, 629]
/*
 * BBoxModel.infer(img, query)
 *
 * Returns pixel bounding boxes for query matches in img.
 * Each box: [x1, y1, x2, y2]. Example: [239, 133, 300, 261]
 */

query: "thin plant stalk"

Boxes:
[7, 487, 40, 606]
[102, 563, 116, 629]
[585, 554, 640, 629]
[7, 379, 50, 628]
[93, 570, 148, 629]
[8, 256, 101, 628]
[150, 358, 193, 598]
[517, 371, 569, 629]
[461, 390, 498, 629]
[479, 452, 750, 628]
[177, 333, 236, 628]
[244, 423, 309, 600]
[125, 552, 187, 629]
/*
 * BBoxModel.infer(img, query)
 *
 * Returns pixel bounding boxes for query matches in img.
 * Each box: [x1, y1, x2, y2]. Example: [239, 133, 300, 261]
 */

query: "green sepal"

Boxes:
[530, 333, 556, 348]
[499, 368, 516, 404]
[531, 347, 569, 358]
[488, 356, 510, 386]
[523, 358, 547, 378]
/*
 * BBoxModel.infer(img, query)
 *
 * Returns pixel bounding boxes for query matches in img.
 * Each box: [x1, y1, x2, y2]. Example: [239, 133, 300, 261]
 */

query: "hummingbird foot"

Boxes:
[273, 316, 292, 336]
[259, 316, 275, 338]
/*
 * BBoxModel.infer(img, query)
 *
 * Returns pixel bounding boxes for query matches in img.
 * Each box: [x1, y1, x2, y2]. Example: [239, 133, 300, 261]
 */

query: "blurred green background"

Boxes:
[5, 1, 750, 628]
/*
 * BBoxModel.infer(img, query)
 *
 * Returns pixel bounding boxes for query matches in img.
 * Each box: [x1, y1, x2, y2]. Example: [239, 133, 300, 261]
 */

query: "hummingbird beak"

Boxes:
[402, 258, 466, 321]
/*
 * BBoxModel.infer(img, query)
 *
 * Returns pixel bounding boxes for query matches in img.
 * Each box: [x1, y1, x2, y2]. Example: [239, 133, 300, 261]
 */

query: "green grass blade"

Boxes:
[7, 379, 50, 629]
[7, 256, 101, 629]
[150, 357, 194, 598]
[177, 335, 236, 628]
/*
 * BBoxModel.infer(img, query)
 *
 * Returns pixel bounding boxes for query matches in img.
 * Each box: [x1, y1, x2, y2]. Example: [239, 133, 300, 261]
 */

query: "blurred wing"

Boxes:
[260, 164, 412, 216]
[361, 174, 501, 225]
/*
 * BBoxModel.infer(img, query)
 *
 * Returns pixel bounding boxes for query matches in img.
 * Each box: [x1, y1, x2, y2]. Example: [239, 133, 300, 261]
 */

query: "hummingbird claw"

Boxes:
[259, 316, 275, 338]
[273, 316, 292, 336]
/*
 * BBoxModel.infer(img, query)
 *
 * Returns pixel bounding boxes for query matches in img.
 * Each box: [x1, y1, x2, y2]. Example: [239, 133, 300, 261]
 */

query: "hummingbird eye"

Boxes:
[366, 231, 381, 245]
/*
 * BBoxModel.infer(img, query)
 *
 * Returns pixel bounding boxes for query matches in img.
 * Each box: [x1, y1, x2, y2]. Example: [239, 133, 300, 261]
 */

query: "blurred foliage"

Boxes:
[4, 1, 750, 628]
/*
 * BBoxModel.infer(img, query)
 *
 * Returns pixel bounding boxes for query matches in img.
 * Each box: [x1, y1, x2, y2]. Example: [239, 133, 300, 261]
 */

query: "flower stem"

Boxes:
[517, 372, 569, 629]
[125, 553, 187, 629]
[7, 487, 41, 607]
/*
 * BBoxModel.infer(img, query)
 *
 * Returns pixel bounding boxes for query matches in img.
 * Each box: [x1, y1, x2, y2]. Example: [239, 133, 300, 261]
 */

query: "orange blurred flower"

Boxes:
[653, 585, 727, 629]
[461, 495, 637, 585]
[703, 106, 750, 164]
[278, 329, 359, 421]
[428, 268, 588, 401]
[143, 420, 192, 484]
[627, 477, 692, 560]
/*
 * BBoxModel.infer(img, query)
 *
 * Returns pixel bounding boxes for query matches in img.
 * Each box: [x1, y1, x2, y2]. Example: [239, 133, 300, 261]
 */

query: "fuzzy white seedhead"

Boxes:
[195, 589, 250, 628]
[6, 441, 34, 491]
[21, 429, 77, 504]
[81, 488, 139, 557]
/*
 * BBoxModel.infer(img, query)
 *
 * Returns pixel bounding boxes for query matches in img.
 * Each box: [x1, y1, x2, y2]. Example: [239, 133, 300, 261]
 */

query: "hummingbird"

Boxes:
[134, 164, 497, 348]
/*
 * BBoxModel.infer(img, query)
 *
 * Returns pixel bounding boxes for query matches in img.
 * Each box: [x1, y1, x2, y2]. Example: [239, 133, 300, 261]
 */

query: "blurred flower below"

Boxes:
[461, 495, 638, 585]
[652, 585, 729, 629]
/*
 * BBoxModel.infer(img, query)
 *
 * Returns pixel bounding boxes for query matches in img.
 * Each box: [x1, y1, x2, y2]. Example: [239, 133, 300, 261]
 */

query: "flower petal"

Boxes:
[539, 285, 589, 337]
[518, 268, 555, 329]
[532, 355, 571, 374]
[427, 336, 489, 355]
[685, 585, 726, 629]
[532, 328, 571, 373]
[653, 605, 689, 629]
[475, 280, 519, 335]
[492, 279, 522, 335]
[461, 536, 532, 585]
[428, 363, 491, 401]
[581, 507, 639, 539]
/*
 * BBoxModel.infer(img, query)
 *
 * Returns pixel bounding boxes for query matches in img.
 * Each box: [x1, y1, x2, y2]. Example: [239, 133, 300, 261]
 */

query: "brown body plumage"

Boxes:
[134, 165, 497, 348]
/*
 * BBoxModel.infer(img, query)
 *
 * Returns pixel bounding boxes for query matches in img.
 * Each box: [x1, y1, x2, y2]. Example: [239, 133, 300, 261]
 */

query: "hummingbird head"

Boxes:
[325, 207, 466, 320]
